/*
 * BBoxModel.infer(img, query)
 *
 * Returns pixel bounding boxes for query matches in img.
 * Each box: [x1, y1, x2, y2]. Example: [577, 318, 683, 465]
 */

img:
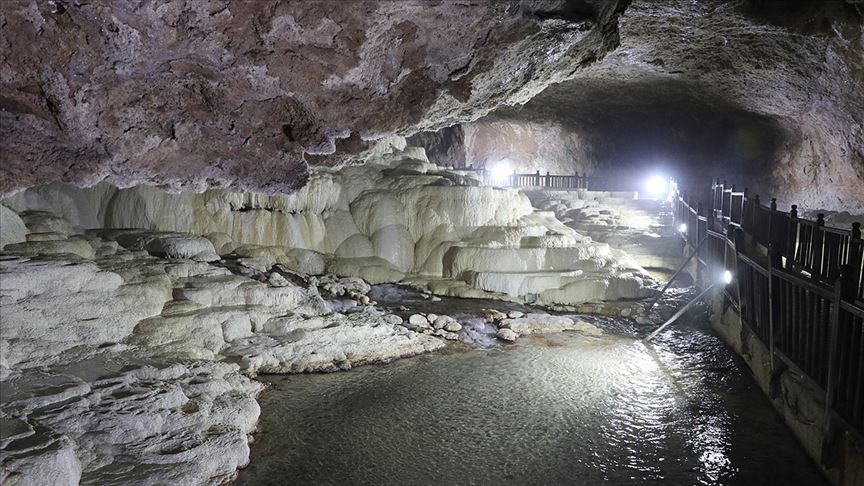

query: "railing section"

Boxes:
[673, 179, 864, 440]
[473, 169, 590, 189]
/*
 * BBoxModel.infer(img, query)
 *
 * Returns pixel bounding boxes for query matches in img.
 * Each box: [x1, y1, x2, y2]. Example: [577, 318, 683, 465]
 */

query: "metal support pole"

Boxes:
[646, 237, 707, 310]
[643, 284, 717, 343]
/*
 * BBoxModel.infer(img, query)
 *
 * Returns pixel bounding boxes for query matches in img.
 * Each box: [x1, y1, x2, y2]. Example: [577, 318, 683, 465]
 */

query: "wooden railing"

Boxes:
[673, 179, 864, 440]
[476, 170, 590, 189]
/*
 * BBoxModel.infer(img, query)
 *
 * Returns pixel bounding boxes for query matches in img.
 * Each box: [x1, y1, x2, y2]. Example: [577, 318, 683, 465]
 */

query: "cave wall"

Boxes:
[463, 120, 593, 175]
[405, 125, 467, 168]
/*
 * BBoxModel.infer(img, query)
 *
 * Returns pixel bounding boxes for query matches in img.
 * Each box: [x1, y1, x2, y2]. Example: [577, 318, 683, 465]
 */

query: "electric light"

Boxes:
[490, 161, 511, 184]
[644, 175, 667, 197]
[678, 223, 687, 233]
[722, 270, 733, 285]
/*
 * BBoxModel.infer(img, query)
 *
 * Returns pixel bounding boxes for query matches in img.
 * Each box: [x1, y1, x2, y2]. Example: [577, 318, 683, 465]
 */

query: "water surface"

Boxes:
[236, 315, 827, 486]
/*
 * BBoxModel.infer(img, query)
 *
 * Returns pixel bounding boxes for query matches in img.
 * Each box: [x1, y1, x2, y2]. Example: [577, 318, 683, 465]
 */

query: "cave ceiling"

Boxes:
[0, 0, 861, 202]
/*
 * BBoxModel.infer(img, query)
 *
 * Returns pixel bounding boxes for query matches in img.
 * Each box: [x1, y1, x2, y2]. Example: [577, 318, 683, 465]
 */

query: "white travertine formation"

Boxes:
[0, 226, 441, 484]
[0, 358, 263, 486]
[4, 148, 654, 306]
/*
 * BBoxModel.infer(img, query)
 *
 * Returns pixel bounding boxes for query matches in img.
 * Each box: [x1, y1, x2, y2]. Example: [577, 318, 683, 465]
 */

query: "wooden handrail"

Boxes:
[673, 178, 863, 438]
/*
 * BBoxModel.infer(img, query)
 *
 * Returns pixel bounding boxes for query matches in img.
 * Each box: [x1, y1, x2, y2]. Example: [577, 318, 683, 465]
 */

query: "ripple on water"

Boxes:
[236, 325, 828, 486]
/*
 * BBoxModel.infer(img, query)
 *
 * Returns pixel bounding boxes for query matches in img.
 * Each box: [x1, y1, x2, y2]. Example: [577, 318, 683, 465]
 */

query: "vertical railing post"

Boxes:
[849, 222, 862, 300]
[769, 198, 781, 267]
[732, 225, 744, 305]
[825, 265, 848, 424]
[752, 194, 761, 234]
[813, 213, 825, 281]
[787, 204, 799, 270]
[712, 178, 720, 218]
[767, 240, 776, 371]
[729, 184, 737, 222]
[696, 202, 704, 287]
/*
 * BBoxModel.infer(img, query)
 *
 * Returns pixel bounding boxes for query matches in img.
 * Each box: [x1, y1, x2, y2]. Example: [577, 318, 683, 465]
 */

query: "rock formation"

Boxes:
[4, 148, 654, 305]
[0, 0, 628, 195]
[413, 1, 864, 213]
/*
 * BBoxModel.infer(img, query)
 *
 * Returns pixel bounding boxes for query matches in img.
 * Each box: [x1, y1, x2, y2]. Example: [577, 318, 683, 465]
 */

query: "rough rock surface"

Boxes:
[222, 309, 444, 375]
[500, 313, 602, 338]
[0, 214, 449, 484]
[419, 1, 864, 213]
[0, 357, 263, 486]
[0, 257, 170, 375]
[0, 0, 628, 195]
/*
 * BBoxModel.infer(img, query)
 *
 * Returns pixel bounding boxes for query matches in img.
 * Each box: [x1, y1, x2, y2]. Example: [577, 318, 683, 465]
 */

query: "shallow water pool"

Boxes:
[235, 316, 827, 486]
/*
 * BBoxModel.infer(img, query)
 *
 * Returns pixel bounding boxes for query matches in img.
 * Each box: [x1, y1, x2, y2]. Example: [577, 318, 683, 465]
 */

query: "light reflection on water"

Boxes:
[235, 321, 828, 486]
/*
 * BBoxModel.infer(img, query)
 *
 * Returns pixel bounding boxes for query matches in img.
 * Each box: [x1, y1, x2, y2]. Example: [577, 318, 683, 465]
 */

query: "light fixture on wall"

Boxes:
[644, 175, 668, 197]
[678, 223, 687, 233]
[490, 160, 511, 184]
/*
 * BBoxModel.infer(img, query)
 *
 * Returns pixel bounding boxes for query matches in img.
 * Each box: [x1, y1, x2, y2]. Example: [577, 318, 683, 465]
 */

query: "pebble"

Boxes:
[443, 321, 462, 332]
[507, 311, 524, 319]
[496, 328, 518, 342]
[409, 314, 430, 327]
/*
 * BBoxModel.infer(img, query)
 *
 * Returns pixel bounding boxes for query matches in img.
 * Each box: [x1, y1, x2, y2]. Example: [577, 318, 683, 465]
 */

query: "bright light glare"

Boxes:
[490, 161, 511, 184]
[678, 223, 687, 233]
[722, 270, 733, 285]
[645, 176, 668, 196]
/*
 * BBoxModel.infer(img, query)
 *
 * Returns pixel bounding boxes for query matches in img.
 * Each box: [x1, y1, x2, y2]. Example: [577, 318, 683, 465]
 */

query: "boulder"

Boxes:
[409, 314, 430, 327]
[145, 234, 219, 262]
[443, 320, 462, 332]
[432, 315, 450, 329]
